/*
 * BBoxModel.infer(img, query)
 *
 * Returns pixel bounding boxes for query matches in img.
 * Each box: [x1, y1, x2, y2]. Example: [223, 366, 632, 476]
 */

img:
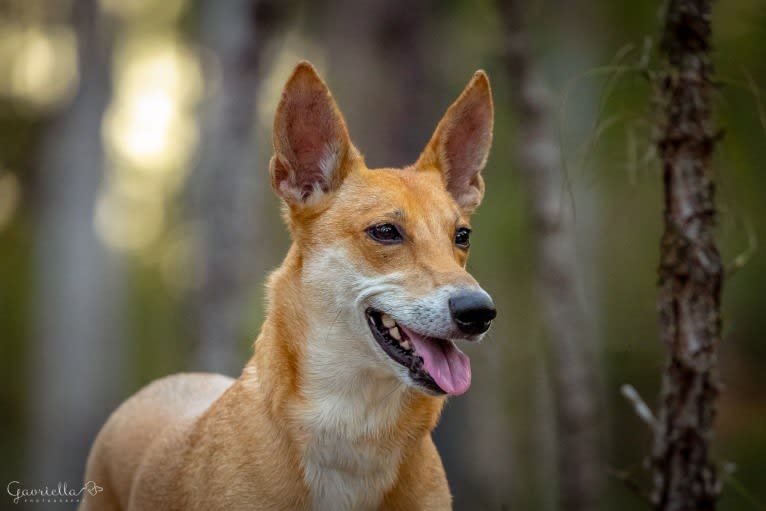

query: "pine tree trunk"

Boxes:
[651, 1, 722, 510]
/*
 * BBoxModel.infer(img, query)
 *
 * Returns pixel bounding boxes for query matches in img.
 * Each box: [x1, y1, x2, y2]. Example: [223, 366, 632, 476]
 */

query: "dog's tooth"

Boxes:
[381, 314, 396, 328]
[389, 326, 401, 341]
[401, 340, 412, 351]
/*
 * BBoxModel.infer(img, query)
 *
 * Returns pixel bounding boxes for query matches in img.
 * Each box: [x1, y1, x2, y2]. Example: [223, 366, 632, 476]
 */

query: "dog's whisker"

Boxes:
[322, 308, 344, 344]
[380, 380, 406, 405]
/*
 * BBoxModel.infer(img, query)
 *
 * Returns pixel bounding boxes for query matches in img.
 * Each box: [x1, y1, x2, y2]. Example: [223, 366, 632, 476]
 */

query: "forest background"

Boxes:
[0, 0, 764, 510]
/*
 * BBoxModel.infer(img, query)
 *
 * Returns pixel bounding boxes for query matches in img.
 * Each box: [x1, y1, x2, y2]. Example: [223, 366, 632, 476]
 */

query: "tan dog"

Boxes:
[80, 61, 495, 511]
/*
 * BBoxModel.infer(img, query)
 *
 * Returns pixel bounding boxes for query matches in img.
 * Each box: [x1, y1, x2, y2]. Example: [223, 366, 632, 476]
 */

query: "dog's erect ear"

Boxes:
[416, 71, 493, 214]
[270, 62, 356, 206]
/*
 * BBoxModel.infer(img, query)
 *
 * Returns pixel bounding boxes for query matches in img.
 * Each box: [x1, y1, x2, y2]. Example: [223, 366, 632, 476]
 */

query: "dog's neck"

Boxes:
[245, 244, 444, 509]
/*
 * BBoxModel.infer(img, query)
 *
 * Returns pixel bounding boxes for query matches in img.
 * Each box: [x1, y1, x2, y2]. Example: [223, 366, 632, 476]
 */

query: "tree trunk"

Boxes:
[317, 0, 437, 168]
[30, 0, 124, 500]
[652, 1, 722, 509]
[188, 0, 268, 374]
[500, 2, 601, 510]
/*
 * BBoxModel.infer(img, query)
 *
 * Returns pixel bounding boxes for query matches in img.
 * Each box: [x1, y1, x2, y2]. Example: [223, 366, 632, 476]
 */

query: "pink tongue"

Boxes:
[399, 325, 472, 396]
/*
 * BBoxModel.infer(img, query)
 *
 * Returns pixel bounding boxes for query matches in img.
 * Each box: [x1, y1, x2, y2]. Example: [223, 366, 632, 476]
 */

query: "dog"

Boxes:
[80, 61, 496, 511]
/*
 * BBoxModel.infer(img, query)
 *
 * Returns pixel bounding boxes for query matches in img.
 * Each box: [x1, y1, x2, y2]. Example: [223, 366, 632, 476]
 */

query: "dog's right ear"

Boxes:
[270, 61, 357, 207]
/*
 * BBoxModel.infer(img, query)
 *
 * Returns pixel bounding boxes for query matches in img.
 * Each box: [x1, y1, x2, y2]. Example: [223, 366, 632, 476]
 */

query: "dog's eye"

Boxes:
[367, 223, 403, 244]
[455, 227, 471, 249]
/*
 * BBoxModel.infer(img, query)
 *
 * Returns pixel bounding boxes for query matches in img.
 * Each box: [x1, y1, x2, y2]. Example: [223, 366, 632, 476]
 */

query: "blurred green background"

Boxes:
[0, 0, 764, 510]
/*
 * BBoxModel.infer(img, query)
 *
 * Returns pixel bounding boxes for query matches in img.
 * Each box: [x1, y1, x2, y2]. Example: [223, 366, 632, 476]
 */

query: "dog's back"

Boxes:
[80, 373, 233, 510]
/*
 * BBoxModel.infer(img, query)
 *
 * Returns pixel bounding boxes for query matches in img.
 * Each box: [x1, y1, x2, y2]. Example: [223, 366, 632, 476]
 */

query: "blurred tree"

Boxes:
[29, 0, 125, 499]
[316, 0, 439, 168]
[500, 1, 602, 510]
[187, 0, 284, 374]
[651, 0, 722, 509]
[368, 0, 435, 167]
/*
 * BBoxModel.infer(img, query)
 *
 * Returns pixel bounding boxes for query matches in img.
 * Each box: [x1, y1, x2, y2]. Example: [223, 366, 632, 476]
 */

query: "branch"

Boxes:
[620, 384, 658, 431]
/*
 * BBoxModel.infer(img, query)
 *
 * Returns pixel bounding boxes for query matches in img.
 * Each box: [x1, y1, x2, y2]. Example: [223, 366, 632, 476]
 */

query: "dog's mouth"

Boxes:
[366, 308, 472, 396]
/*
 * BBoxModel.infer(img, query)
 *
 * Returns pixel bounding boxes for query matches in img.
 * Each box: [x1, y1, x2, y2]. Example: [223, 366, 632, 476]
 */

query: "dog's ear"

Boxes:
[416, 71, 493, 214]
[270, 61, 357, 207]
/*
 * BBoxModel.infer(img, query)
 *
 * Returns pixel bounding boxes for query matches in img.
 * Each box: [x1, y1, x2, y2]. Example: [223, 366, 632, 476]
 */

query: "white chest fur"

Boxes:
[299, 338, 407, 511]
[302, 428, 401, 511]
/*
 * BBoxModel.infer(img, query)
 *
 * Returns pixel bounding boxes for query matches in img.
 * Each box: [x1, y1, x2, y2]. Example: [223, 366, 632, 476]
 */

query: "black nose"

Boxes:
[449, 291, 496, 335]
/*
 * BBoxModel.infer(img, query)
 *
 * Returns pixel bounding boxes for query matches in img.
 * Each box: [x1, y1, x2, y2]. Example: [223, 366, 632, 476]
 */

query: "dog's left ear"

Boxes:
[416, 71, 493, 214]
[270, 61, 357, 207]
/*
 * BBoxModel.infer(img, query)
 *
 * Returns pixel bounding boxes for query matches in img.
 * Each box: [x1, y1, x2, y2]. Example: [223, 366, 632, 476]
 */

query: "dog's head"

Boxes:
[270, 62, 495, 397]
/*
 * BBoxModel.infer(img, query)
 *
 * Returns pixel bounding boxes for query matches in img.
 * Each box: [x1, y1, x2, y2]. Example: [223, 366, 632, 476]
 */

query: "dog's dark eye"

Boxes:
[368, 223, 403, 244]
[455, 227, 471, 248]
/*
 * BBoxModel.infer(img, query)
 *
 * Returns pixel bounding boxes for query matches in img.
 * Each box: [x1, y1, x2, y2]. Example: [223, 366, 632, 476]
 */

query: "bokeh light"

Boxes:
[0, 23, 78, 109]
[98, 35, 202, 252]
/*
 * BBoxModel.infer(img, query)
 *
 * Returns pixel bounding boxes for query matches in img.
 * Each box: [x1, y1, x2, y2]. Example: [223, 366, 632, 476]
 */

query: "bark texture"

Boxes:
[652, 1, 722, 510]
[500, 2, 601, 510]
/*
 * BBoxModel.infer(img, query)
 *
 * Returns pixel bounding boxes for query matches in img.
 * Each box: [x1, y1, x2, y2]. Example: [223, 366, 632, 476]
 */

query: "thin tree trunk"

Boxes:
[318, 0, 436, 168]
[651, 1, 722, 509]
[188, 0, 268, 374]
[371, 0, 433, 167]
[500, 2, 601, 510]
[30, 0, 123, 499]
